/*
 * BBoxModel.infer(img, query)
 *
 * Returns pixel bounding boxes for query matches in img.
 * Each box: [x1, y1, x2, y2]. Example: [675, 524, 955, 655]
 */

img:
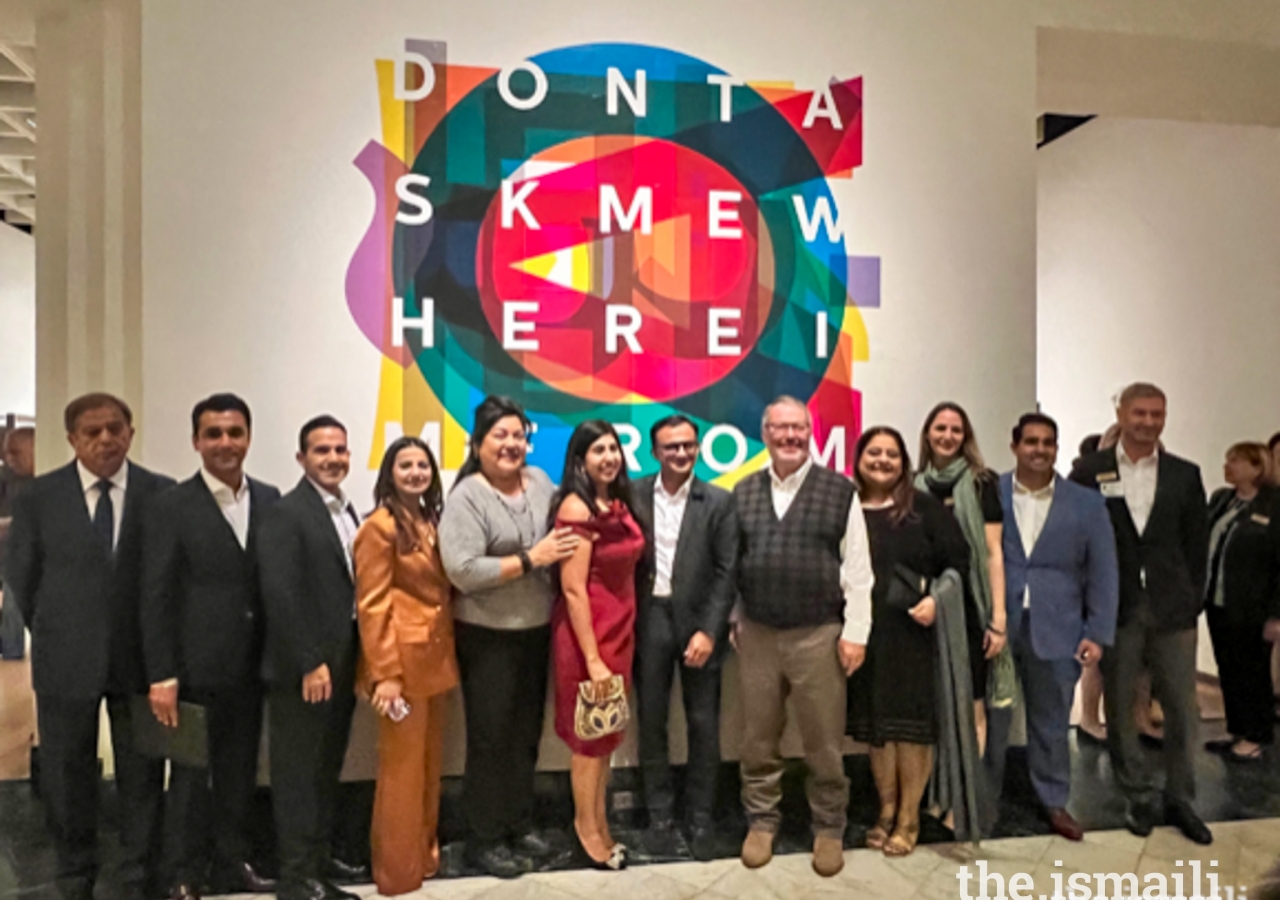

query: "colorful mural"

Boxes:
[346, 41, 880, 481]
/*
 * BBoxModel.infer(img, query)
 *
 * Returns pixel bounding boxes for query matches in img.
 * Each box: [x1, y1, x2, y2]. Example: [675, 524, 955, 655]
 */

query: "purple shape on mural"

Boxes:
[846, 255, 880, 308]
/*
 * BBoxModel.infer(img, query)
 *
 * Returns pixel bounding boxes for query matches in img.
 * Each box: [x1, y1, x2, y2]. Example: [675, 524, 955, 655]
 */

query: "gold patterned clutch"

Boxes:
[574, 674, 630, 741]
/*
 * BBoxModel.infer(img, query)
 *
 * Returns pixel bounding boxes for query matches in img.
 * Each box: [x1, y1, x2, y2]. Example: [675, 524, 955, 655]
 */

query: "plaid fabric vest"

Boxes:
[734, 464, 854, 629]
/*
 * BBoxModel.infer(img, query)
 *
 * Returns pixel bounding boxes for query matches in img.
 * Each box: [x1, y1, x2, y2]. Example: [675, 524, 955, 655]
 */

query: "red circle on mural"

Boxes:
[476, 136, 772, 403]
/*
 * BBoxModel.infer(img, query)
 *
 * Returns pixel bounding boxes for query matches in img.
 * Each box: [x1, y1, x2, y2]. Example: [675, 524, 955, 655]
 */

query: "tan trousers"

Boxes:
[737, 618, 849, 838]
[371, 693, 446, 896]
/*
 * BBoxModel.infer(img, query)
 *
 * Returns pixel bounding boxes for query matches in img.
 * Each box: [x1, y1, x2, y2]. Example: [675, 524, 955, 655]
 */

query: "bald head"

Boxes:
[3, 427, 34, 478]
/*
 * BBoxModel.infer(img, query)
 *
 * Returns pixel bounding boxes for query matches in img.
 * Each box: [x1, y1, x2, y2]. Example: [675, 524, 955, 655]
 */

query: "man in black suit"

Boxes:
[4, 393, 170, 900]
[1069, 382, 1212, 844]
[632, 414, 739, 861]
[259, 416, 363, 900]
[141, 393, 280, 899]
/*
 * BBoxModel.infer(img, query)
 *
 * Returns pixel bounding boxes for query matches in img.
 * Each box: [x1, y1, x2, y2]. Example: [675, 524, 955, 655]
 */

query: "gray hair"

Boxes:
[761, 395, 811, 431]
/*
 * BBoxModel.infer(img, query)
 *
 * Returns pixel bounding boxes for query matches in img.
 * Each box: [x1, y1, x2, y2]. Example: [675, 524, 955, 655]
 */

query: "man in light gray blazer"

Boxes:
[997, 412, 1118, 841]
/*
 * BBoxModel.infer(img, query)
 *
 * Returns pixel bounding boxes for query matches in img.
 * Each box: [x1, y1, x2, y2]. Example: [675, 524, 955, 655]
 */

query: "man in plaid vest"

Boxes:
[732, 396, 873, 878]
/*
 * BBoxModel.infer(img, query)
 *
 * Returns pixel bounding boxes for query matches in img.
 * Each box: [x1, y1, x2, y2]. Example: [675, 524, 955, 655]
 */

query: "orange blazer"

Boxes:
[354, 507, 459, 700]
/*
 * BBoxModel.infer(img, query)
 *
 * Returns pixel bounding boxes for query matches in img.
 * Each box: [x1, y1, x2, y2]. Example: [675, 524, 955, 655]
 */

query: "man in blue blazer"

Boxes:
[999, 413, 1118, 840]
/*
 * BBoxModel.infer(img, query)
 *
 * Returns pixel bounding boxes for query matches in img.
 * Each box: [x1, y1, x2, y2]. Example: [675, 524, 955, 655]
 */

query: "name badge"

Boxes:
[943, 496, 955, 507]
[1252, 513, 1271, 526]
[1096, 471, 1120, 483]
[1100, 481, 1125, 499]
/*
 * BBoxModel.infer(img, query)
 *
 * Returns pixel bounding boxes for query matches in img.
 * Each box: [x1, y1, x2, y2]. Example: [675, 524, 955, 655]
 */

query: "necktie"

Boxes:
[93, 479, 115, 557]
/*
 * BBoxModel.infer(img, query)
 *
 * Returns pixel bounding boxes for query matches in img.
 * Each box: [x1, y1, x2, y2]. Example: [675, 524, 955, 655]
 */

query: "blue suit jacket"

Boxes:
[1000, 472, 1120, 660]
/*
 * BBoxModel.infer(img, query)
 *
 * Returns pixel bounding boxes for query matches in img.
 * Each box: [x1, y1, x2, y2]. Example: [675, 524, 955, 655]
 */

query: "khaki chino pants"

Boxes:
[737, 618, 849, 838]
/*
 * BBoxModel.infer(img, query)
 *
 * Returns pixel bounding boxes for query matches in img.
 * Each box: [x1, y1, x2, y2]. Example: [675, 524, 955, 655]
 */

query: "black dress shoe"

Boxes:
[1204, 737, 1235, 754]
[1138, 731, 1165, 749]
[688, 822, 718, 861]
[467, 843, 533, 879]
[325, 857, 370, 884]
[640, 820, 685, 858]
[1075, 726, 1107, 747]
[511, 830, 554, 858]
[1124, 800, 1157, 837]
[1165, 801, 1213, 845]
[215, 860, 276, 893]
[276, 878, 328, 900]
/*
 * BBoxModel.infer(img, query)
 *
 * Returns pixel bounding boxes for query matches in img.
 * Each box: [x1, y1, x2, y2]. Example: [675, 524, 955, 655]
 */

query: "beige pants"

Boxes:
[737, 618, 848, 838]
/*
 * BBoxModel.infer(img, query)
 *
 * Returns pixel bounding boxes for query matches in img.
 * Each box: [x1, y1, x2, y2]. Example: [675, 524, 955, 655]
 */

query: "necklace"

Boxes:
[490, 476, 536, 549]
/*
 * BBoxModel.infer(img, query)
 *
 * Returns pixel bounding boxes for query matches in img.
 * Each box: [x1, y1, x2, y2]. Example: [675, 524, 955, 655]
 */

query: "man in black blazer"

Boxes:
[632, 414, 739, 861]
[141, 393, 280, 899]
[4, 393, 171, 900]
[259, 416, 362, 900]
[1069, 382, 1212, 844]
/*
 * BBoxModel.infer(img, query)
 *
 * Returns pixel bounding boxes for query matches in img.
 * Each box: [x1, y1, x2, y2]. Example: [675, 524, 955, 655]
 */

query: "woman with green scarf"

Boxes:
[916, 402, 1015, 755]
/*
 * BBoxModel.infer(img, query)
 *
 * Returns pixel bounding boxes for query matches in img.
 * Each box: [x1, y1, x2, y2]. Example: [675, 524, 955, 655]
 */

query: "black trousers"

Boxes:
[35, 692, 164, 900]
[455, 620, 550, 848]
[636, 599, 722, 825]
[1206, 606, 1275, 745]
[163, 682, 264, 886]
[269, 651, 357, 886]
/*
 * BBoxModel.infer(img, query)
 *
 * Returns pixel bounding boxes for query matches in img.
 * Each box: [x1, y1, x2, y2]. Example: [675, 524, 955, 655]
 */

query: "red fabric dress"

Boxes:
[551, 499, 646, 757]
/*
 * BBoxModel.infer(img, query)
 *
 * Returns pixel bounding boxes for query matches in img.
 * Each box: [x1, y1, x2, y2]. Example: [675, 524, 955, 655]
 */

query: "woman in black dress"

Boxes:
[915, 402, 1011, 753]
[848, 426, 970, 856]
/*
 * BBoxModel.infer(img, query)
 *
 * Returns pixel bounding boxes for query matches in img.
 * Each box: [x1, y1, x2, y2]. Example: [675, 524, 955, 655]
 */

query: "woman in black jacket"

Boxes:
[1204, 441, 1280, 761]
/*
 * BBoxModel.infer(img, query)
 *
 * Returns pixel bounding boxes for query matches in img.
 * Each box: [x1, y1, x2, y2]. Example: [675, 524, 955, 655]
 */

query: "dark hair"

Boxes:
[854, 426, 917, 524]
[1077, 433, 1102, 458]
[649, 414, 699, 448]
[64, 392, 133, 433]
[454, 395, 531, 487]
[548, 420, 637, 529]
[373, 436, 443, 553]
[191, 393, 252, 437]
[298, 415, 347, 454]
[1269, 431, 1280, 452]
[918, 401, 988, 475]
[1011, 412, 1058, 446]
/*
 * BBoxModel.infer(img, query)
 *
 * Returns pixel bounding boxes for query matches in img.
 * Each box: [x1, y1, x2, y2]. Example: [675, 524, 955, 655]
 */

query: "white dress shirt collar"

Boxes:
[307, 476, 351, 511]
[200, 467, 249, 502]
[1117, 443, 1159, 469]
[77, 459, 128, 495]
[769, 456, 812, 491]
[1013, 475, 1056, 499]
[655, 473, 694, 503]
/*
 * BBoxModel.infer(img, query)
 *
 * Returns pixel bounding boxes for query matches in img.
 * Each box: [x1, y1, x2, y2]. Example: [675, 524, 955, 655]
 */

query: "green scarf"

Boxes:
[916, 458, 1016, 708]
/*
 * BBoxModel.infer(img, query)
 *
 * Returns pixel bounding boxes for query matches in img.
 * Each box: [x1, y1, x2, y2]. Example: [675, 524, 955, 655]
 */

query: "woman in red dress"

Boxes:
[549, 420, 646, 871]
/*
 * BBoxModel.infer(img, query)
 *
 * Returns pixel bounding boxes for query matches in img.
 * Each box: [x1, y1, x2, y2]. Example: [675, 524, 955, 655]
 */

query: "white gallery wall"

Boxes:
[1039, 117, 1280, 674]
[0, 223, 35, 417]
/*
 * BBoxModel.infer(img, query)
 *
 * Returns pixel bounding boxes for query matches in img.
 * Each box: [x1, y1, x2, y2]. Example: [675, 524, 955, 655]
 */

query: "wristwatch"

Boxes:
[518, 550, 533, 574]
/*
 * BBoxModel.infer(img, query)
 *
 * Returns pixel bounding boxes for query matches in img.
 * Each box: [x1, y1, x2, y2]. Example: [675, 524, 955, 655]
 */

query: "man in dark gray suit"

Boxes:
[1070, 383, 1211, 845]
[632, 414, 738, 861]
[141, 393, 280, 900]
[259, 416, 363, 900]
[4, 393, 171, 900]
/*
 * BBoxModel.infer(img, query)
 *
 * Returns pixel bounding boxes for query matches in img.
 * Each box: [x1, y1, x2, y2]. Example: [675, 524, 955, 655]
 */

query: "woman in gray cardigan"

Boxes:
[439, 396, 579, 879]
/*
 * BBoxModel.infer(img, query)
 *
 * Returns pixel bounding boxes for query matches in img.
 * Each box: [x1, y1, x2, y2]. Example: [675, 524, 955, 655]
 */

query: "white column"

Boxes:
[34, 0, 142, 472]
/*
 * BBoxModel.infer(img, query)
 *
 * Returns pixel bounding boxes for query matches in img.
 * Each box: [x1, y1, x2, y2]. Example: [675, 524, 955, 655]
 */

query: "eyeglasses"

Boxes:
[658, 441, 699, 454]
[765, 422, 809, 434]
[489, 430, 528, 444]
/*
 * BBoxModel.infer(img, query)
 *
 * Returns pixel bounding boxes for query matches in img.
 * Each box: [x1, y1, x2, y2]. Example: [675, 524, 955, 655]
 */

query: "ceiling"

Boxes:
[0, 37, 34, 230]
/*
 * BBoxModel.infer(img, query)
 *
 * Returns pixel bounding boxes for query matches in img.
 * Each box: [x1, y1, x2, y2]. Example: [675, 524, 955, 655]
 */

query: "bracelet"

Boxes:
[518, 550, 533, 574]
[987, 626, 1005, 636]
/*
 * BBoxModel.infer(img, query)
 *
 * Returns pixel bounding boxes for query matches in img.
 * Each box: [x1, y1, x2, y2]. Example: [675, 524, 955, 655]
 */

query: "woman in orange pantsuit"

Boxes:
[354, 436, 459, 896]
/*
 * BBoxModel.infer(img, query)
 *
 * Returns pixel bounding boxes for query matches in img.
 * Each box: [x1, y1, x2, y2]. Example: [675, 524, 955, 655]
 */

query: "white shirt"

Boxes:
[1117, 444, 1159, 536]
[768, 458, 875, 645]
[1012, 476, 1056, 608]
[652, 475, 692, 597]
[200, 468, 251, 549]
[78, 460, 128, 550]
[308, 477, 359, 575]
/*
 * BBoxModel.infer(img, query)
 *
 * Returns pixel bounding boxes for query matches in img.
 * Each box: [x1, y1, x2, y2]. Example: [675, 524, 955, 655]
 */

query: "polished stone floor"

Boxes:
[3, 720, 1280, 899]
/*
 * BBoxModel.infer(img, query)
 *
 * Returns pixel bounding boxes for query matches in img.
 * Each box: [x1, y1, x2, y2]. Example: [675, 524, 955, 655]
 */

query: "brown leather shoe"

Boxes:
[741, 828, 774, 868]
[812, 835, 844, 877]
[1048, 808, 1084, 841]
